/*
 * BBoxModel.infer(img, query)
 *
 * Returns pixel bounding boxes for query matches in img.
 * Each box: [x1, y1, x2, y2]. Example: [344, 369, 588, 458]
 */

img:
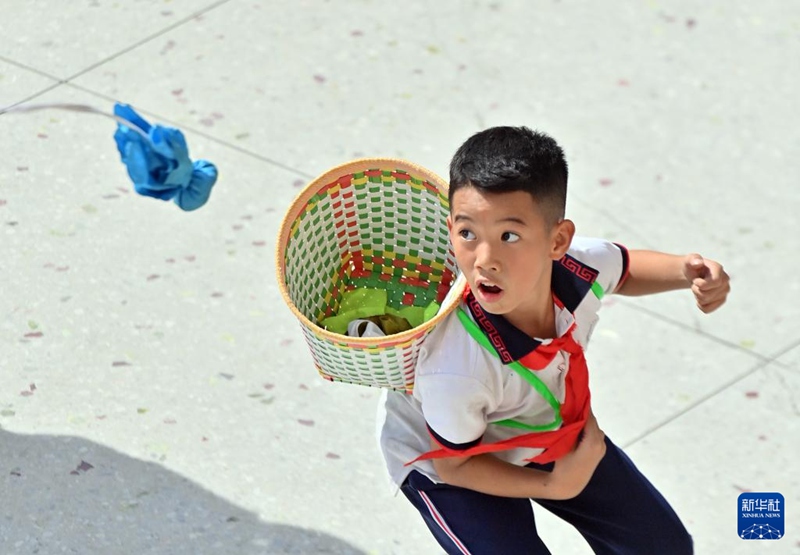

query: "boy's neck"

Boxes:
[513, 306, 557, 341]
[504, 283, 558, 340]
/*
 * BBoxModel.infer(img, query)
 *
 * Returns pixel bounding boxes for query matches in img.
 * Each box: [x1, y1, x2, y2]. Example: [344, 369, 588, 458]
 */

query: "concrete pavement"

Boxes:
[1, 1, 798, 553]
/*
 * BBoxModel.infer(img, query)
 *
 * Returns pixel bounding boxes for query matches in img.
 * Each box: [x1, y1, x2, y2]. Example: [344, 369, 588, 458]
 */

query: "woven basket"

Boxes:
[276, 158, 465, 392]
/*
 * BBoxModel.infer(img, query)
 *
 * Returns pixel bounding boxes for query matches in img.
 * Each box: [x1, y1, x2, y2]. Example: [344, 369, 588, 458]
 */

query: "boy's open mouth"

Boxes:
[478, 283, 503, 294]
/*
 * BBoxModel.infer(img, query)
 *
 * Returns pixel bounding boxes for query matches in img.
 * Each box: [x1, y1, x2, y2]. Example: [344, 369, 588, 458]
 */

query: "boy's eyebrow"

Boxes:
[498, 216, 527, 225]
[453, 214, 527, 225]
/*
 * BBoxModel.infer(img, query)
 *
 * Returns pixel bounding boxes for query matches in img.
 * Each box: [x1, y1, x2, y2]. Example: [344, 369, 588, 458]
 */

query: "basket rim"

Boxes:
[275, 157, 464, 345]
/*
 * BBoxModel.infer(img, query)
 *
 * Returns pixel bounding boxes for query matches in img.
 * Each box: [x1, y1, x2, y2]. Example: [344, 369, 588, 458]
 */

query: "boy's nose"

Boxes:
[475, 243, 500, 272]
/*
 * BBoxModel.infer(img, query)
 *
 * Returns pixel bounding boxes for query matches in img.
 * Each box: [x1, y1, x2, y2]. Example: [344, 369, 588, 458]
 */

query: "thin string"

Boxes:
[0, 102, 151, 142]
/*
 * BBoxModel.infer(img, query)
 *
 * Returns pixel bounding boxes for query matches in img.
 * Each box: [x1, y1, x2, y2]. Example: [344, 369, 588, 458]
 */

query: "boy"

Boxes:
[377, 126, 730, 554]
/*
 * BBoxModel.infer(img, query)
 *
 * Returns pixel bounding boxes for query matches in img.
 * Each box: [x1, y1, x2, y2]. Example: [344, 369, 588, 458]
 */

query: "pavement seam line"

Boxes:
[0, 55, 63, 83]
[616, 299, 772, 364]
[0, 2, 232, 115]
[62, 0, 235, 83]
[621, 357, 772, 449]
[765, 337, 800, 364]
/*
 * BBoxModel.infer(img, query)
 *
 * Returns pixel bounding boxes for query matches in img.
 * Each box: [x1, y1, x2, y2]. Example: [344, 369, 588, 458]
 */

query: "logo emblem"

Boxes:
[738, 492, 784, 540]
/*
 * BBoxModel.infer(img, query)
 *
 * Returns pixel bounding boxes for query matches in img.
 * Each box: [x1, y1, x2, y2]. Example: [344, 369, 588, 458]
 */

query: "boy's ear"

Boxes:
[446, 214, 453, 234]
[550, 219, 575, 259]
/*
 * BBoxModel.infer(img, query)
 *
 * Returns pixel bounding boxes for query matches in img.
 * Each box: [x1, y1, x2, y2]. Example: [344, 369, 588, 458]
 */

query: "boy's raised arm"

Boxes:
[615, 250, 730, 313]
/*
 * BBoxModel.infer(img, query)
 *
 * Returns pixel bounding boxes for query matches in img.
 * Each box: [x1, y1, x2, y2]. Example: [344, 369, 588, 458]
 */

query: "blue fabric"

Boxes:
[113, 103, 217, 211]
[401, 437, 693, 555]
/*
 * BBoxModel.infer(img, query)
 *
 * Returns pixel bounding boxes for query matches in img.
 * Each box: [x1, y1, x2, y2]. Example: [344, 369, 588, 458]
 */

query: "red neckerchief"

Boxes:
[407, 286, 591, 465]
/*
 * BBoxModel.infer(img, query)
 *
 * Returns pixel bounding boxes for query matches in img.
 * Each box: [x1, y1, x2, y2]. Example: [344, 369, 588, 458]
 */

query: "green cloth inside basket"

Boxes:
[320, 288, 440, 335]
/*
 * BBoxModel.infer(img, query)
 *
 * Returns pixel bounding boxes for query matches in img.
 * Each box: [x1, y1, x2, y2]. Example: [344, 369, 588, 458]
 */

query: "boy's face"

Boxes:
[447, 186, 573, 326]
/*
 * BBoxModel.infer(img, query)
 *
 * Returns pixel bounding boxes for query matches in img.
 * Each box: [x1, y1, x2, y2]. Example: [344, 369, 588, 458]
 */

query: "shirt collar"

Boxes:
[463, 256, 597, 365]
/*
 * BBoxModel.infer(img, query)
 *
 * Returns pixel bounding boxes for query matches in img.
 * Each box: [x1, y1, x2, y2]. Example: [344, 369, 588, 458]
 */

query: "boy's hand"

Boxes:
[550, 411, 606, 499]
[683, 254, 730, 313]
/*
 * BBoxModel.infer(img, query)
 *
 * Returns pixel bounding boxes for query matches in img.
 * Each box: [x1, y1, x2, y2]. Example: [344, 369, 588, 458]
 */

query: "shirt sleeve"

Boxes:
[613, 242, 631, 292]
[568, 236, 629, 295]
[418, 374, 491, 449]
[412, 310, 495, 450]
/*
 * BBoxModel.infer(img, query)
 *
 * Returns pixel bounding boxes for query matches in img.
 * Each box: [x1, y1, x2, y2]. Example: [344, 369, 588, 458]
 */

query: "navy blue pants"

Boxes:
[401, 437, 693, 554]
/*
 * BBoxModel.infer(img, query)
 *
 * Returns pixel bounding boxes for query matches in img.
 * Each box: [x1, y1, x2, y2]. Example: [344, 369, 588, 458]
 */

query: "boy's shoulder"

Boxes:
[564, 236, 629, 298]
[566, 235, 625, 267]
[413, 304, 503, 408]
[416, 304, 478, 376]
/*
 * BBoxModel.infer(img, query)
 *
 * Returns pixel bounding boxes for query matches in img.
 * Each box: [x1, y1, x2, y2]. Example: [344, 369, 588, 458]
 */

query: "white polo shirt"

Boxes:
[376, 236, 629, 489]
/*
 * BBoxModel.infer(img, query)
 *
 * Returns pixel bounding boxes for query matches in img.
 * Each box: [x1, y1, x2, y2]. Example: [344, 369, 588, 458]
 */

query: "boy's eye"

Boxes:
[502, 232, 520, 243]
[458, 229, 476, 240]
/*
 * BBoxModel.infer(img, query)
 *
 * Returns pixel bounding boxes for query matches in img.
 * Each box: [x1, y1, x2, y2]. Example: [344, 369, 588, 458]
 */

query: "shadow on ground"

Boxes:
[0, 429, 366, 555]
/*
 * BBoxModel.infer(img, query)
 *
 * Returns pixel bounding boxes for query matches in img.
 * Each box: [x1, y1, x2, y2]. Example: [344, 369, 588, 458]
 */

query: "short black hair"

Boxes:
[448, 126, 568, 226]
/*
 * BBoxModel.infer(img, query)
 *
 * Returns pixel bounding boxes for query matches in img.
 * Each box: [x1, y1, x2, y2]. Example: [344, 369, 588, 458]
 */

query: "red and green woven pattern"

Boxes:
[299, 325, 427, 390]
[277, 159, 464, 392]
